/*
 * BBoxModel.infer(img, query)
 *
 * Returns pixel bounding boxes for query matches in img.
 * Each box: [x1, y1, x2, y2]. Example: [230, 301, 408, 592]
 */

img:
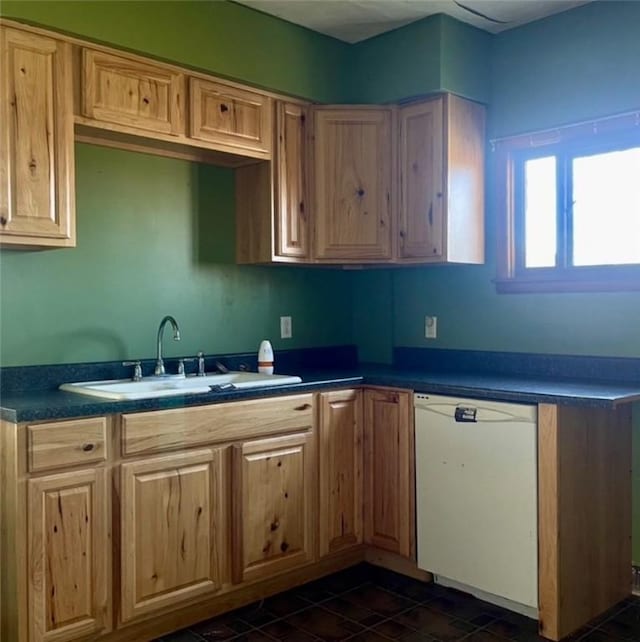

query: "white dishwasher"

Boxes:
[414, 393, 538, 618]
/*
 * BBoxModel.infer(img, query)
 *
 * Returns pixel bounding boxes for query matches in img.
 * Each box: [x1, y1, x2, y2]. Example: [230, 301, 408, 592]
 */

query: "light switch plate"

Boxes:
[280, 316, 292, 339]
[425, 316, 437, 339]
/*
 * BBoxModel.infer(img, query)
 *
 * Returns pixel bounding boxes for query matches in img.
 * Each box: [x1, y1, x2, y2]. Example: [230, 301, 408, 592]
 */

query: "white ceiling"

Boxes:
[234, 0, 591, 42]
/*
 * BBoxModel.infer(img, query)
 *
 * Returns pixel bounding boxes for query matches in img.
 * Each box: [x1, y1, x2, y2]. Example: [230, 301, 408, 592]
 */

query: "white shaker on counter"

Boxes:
[258, 340, 274, 374]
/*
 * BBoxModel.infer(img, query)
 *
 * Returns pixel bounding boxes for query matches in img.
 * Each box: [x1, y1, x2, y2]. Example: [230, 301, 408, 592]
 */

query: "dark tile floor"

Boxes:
[155, 564, 640, 642]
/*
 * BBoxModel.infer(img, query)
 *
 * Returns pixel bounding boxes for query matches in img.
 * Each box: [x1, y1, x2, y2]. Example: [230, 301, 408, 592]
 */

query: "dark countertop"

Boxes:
[2, 364, 640, 423]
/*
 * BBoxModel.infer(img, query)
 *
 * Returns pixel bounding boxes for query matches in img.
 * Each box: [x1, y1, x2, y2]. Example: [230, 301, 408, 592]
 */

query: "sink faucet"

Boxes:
[155, 315, 180, 376]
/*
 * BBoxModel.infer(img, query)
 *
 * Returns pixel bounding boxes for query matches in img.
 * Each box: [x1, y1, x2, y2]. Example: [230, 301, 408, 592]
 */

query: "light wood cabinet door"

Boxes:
[398, 95, 485, 264]
[27, 468, 111, 642]
[398, 99, 444, 259]
[120, 448, 226, 623]
[363, 389, 414, 558]
[318, 390, 363, 557]
[82, 49, 185, 136]
[0, 27, 75, 248]
[190, 78, 272, 158]
[275, 101, 309, 259]
[313, 108, 393, 261]
[232, 432, 315, 583]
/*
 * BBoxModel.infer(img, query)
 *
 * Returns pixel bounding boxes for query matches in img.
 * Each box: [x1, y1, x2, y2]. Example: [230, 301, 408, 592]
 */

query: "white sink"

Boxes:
[60, 372, 302, 401]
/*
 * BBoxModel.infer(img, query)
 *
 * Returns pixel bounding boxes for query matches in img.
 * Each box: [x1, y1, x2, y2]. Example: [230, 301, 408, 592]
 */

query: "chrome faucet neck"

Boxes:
[155, 315, 181, 376]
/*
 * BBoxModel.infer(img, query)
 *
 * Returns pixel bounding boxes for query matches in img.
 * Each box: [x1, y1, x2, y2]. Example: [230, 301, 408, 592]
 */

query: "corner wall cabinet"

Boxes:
[313, 107, 394, 262]
[0, 27, 75, 248]
[398, 95, 485, 263]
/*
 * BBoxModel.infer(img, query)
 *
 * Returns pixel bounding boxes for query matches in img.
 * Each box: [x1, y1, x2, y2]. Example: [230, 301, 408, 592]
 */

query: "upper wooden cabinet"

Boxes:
[398, 94, 485, 264]
[236, 100, 309, 264]
[190, 78, 272, 159]
[0, 27, 75, 248]
[82, 49, 185, 136]
[313, 107, 394, 262]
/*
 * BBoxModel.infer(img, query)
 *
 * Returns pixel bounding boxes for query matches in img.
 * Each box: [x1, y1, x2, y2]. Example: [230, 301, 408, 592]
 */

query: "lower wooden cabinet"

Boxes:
[119, 448, 226, 623]
[363, 388, 414, 558]
[232, 432, 316, 583]
[318, 389, 364, 556]
[27, 468, 111, 642]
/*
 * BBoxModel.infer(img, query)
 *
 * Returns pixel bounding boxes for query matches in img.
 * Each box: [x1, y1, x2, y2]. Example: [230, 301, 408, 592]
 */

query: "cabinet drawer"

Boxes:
[82, 48, 185, 135]
[28, 417, 108, 472]
[122, 394, 313, 456]
[189, 78, 272, 158]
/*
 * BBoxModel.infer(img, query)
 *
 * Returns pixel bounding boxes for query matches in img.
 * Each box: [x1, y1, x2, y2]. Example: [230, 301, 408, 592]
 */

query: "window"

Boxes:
[494, 112, 640, 293]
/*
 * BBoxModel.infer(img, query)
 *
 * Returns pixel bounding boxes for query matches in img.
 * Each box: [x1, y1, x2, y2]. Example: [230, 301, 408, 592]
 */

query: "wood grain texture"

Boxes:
[27, 417, 107, 473]
[318, 389, 363, 557]
[82, 48, 184, 136]
[0, 27, 75, 248]
[275, 101, 309, 259]
[120, 448, 225, 623]
[363, 389, 413, 558]
[538, 403, 632, 641]
[121, 394, 313, 456]
[398, 98, 444, 259]
[28, 467, 111, 641]
[313, 107, 394, 261]
[190, 78, 272, 159]
[232, 432, 316, 584]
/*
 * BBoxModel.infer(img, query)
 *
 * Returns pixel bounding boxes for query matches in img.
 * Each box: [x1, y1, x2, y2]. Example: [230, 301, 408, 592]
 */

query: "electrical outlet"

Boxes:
[280, 316, 292, 339]
[425, 316, 437, 339]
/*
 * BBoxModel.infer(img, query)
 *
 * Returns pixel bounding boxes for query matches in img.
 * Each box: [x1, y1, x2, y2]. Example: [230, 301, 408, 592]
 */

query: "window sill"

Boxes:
[494, 275, 640, 294]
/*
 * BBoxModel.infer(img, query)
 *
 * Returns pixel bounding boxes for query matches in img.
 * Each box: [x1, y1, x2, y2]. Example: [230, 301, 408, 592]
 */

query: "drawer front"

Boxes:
[122, 394, 313, 456]
[189, 78, 272, 157]
[82, 49, 185, 135]
[28, 417, 108, 472]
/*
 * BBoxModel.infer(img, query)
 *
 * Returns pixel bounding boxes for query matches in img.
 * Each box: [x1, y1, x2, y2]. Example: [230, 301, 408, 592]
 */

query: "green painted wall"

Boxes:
[0, 0, 350, 102]
[0, 145, 353, 366]
[0, 1, 353, 367]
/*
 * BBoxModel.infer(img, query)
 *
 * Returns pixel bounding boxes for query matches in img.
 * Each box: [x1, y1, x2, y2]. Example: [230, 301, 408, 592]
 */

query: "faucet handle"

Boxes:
[196, 351, 206, 376]
[122, 361, 143, 382]
[178, 357, 196, 376]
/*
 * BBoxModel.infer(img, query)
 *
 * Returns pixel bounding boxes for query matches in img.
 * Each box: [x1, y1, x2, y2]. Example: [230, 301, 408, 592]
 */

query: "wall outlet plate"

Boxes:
[280, 316, 292, 339]
[425, 316, 437, 339]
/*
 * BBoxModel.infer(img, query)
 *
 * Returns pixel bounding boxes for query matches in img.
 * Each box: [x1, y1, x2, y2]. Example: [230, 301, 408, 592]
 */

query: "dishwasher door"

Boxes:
[415, 393, 538, 615]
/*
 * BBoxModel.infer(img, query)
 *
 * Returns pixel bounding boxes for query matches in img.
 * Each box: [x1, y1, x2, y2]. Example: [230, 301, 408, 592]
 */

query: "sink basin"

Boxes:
[60, 372, 302, 401]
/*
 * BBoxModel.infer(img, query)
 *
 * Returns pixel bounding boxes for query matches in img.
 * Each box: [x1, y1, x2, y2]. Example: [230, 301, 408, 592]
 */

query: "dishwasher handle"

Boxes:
[454, 406, 477, 423]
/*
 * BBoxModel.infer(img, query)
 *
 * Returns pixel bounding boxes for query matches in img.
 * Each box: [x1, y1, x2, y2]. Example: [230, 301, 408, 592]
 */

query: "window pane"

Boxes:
[573, 147, 640, 266]
[524, 156, 557, 268]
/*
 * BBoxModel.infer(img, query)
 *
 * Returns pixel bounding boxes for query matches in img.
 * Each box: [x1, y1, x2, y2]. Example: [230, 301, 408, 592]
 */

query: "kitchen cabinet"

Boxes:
[28, 467, 111, 642]
[189, 78, 272, 159]
[318, 389, 364, 557]
[120, 448, 226, 623]
[313, 107, 394, 261]
[398, 95, 485, 263]
[363, 388, 414, 558]
[236, 100, 310, 263]
[0, 27, 75, 248]
[81, 48, 185, 136]
[232, 432, 316, 583]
